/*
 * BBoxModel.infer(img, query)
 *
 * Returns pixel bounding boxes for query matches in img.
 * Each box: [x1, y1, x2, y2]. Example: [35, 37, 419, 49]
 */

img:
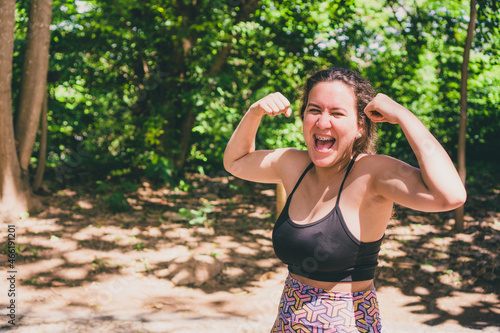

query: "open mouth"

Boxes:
[314, 135, 336, 152]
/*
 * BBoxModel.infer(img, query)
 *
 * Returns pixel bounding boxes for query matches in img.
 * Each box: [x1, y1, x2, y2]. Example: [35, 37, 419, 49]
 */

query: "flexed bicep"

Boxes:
[226, 148, 297, 184]
[224, 92, 299, 184]
[372, 155, 461, 212]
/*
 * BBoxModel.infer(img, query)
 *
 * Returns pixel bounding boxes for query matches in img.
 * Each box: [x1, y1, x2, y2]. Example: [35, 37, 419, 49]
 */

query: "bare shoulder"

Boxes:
[276, 148, 311, 174]
[356, 153, 399, 163]
[356, 153, 424, 203]
[355, 153, 415, 174]
[353, 154, 419, 193]
[277, 148, 310, 165]
[275, 148, 311, 191]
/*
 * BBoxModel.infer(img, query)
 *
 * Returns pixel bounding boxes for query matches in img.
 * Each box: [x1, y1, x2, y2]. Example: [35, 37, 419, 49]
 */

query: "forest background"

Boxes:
[1, 0, 499, 218]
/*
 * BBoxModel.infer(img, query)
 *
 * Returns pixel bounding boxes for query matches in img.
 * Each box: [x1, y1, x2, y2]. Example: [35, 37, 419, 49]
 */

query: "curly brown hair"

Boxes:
[299, 67, 377, 155]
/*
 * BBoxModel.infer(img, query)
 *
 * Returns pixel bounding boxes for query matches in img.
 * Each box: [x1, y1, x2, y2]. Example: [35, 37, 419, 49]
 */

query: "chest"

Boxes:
[273, 206, 362, 272]
[287, 173, 364, 229]
[285, 170, 392, 243]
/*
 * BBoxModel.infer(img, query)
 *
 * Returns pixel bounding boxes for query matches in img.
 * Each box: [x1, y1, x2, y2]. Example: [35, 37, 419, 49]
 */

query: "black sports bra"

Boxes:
[272, 155, 384, 282]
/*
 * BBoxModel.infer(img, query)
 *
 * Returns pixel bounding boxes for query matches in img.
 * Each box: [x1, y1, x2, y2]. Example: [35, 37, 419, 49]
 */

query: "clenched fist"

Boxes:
[364, 93, 412, 125]
[249, 92, 292, 118]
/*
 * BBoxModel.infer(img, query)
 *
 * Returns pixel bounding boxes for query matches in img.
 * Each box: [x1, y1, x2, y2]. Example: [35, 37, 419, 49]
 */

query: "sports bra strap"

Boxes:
[288, 162, 314, 198]
[288, 154, 359, 205]
[335, 154, 359, 207]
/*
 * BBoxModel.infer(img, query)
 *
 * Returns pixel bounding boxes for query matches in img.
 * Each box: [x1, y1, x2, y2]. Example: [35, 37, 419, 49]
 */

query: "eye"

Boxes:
[330, 110, 346, 117]
[307, 108, 321, 114]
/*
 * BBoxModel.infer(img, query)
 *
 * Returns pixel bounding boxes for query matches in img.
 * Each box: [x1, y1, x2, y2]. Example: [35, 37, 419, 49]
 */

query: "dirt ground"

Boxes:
[1, 173, 499, 332]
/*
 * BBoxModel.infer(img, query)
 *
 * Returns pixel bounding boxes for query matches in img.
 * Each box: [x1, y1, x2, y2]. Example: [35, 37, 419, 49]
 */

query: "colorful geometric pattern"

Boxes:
[271, 274, 383, 333]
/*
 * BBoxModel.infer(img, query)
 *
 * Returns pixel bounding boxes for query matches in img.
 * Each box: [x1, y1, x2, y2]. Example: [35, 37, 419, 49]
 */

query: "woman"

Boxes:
[223, 67, 466, 332]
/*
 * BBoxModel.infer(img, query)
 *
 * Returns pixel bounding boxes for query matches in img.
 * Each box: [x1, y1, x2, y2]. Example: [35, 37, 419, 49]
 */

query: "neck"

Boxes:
[311, 155, 353, 183]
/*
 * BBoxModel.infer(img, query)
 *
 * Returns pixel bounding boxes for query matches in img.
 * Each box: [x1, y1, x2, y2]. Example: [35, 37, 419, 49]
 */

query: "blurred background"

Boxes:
[7, 0, 500, 192]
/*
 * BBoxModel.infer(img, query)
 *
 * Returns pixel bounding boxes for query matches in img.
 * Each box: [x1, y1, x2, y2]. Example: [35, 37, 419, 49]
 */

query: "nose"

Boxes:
[316, 112, 331, 129]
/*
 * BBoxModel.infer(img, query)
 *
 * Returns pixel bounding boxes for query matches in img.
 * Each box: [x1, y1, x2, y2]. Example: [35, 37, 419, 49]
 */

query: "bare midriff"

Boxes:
[291, 273, 375, 293]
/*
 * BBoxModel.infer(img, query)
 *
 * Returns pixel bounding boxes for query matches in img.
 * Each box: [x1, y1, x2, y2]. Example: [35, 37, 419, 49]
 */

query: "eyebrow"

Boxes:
[307, 102, 347, 112]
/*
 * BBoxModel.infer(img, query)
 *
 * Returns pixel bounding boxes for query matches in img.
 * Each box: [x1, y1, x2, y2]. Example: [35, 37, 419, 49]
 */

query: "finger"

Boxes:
[269, 93, 289, 112]
[368, 110, 383, 119]
[266, 99, 282, 114]
[275, 93, 291, 108]
[273, 97, 287, 111]
[365, 110, 385, 122]
[363, 100, 375, 115]
[363, 101, 379, 117]
[285, 108, 292, 117]
[260, 103, 273, 115]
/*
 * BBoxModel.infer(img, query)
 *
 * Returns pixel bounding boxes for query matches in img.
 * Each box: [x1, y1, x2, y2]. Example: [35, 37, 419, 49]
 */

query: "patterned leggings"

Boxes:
[271, 274, 383, 333]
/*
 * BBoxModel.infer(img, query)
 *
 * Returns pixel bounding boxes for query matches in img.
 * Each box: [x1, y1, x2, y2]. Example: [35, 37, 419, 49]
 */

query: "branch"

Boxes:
[207, 0, 260, 76]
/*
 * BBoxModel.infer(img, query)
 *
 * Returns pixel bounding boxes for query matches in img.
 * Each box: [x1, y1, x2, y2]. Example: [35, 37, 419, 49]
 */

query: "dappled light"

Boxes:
[376, 203, 500, 330]
[1, 173, 498, 331]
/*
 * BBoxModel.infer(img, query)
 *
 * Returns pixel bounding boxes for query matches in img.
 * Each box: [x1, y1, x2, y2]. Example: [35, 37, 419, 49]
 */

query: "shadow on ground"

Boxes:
[1, 172, 499, 331]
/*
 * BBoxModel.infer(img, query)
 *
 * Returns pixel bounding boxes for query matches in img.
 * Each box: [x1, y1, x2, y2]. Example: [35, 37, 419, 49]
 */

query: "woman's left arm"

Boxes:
[364, 94, 467, 212]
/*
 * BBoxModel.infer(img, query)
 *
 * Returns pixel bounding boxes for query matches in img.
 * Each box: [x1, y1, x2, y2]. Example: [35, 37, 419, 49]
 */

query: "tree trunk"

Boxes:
[0, 0, 30, 221]
[14, 0, 53, 173]
[33, 91, 48, 192]
[174, 107, 197, 170]
[168, 0, 260, 171]
[454, 0, 477, 232]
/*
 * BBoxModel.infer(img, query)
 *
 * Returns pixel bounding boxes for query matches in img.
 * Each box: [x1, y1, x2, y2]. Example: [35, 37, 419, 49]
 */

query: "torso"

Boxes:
[278, 151, 393, 292]
[290, 274, 375, 292]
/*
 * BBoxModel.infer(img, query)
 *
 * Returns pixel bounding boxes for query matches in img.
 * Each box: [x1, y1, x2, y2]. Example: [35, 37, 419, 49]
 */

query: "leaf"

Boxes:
[189, 217, 206, 225]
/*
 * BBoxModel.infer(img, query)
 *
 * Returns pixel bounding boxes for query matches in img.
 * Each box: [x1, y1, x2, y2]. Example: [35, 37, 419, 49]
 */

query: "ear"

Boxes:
[355, 121, 364, 139]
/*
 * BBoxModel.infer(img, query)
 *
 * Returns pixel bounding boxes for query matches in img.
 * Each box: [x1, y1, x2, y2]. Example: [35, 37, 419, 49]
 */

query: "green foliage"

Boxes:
[97, 179, 137, 213]
[22, 278, 40, 286]
[134, 243, 146, 251]
[104, 191, 131, 213]
[2, 243, 21, 255]
[95, 180, 110, 193]
[142, 153, 175, 184]
[11, 0, 500, 187]
[178, 201, 214, 226]
[91, 256, 105, 272]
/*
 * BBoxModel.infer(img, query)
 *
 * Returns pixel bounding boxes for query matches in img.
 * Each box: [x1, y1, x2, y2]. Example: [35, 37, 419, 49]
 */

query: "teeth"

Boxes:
[315, 135, 334, 141]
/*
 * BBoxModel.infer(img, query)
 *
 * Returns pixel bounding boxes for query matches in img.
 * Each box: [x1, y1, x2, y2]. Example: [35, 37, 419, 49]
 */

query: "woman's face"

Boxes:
[302, 81, 360, 168]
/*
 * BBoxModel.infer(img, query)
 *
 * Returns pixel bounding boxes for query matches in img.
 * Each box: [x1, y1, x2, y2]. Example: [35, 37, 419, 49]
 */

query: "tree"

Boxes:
[44, 0, 354, 180]
[0, 0, 53, 220]
[454, 0, 477, 232]
[16, 0, 53, 179]
[15, 0, 498, 194]
[0, 0, 26, 221]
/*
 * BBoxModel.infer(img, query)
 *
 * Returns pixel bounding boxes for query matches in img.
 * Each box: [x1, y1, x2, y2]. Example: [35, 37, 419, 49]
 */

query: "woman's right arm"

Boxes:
[223, 92, 294, 184]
